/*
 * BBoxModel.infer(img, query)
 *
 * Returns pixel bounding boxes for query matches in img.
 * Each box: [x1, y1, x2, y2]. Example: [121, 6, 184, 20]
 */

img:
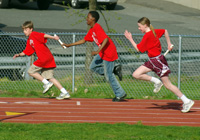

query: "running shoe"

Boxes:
[43, 82, 53, 94]
[56, 92, 70, 100]
[181, 100, 194, 113]
[153, 81, 163, 93]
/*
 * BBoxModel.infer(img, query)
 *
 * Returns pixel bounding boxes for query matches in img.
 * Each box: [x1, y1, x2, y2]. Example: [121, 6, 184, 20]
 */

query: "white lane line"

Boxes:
[77, 101, 81, 105]
[0, 102, 8, 104]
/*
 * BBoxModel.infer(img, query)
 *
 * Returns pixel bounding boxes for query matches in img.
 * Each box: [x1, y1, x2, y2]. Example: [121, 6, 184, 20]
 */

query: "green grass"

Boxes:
[0, 123, 200, 140]
[0, 74, 199, 100]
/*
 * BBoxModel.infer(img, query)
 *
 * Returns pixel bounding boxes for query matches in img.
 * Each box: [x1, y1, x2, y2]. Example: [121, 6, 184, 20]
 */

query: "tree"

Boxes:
[84, 0, 97, 85]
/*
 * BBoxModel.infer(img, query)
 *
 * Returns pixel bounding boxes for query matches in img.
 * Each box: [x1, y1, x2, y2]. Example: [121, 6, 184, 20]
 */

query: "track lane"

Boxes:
[0, 97, 199, 127]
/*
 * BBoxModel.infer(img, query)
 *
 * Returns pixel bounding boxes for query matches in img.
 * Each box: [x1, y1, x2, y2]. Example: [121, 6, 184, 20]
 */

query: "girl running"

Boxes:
[124, 17, 194, 113]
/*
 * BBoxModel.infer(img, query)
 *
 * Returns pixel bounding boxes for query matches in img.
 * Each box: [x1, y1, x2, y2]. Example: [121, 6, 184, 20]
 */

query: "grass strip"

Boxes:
[0, 122, 200, 140]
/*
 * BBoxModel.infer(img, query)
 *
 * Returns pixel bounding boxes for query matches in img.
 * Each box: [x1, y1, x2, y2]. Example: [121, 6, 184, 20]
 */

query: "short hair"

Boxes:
[22, 21, 34, 29]
[89, 11, 100, 22]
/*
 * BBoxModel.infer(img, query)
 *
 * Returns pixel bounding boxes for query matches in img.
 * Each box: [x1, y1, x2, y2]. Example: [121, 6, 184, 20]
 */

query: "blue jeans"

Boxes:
[90, 54, 126, 97]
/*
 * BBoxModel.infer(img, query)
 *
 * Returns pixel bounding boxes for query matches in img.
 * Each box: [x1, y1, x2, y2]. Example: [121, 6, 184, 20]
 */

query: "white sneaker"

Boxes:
[181, 100, 194, 113]
[43, 82, 54, 94]
[56, 93, 70, 100]
[153, 82, 163, 93]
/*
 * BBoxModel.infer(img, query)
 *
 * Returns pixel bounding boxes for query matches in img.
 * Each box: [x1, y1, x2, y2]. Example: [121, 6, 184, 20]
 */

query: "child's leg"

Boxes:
[133, 65, 152, 81]
[90, 54, 104, 75]
[41, 68, 70, 99]
[29, 71, 52, 88]
[49, 78, 70, 100]
[49, 78, 69, 99]
[133, 65, 163, 93]
[133, 65, 161, 84]
[161, 76, 190, 102]
[104, 60, 126, 100]
[29, 72, 45, 81]
[28, 65, 53, 94]
[133, 65, 162, 84]
[49, 78, 66, 92]
[161, 76, 194, 113]
[28, 65, 50, 84]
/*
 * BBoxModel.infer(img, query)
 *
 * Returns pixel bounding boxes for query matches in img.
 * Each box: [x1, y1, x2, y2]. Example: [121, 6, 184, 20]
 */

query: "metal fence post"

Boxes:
[72, 34, 76, 93]
[25, 56, 31, 80]
[178, 35, 182, 89]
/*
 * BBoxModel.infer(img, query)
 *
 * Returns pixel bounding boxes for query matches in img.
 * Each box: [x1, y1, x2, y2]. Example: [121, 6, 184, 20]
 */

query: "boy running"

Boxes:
[61, 11, 126, 102]
[13, 21, 70, 100]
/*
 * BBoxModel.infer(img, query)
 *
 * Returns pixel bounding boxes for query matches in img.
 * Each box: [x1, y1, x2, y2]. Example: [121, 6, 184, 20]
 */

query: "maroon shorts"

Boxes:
[143, 55, 171, 78]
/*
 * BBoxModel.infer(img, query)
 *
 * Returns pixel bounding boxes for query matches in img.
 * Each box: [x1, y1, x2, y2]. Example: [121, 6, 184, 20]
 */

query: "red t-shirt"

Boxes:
[84, 23, 118, 61]
[23, 31, 56, 68]
[137, 29, 165, 57]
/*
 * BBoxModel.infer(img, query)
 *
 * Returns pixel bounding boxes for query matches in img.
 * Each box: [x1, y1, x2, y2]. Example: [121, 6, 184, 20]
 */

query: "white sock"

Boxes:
[150, 77, 161, 84]
[42, 79, 49, 85]
[60, 88, 68, 94]
[180, 95, 190, 104]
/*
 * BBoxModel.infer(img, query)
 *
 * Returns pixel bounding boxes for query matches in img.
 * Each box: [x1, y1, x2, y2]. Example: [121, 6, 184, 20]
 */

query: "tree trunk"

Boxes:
[89, 0, 97, 10]
[84, 0, 97, 85]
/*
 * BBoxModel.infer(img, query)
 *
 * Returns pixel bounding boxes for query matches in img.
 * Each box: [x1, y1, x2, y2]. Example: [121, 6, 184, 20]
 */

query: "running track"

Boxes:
[0, 97, 199, 127]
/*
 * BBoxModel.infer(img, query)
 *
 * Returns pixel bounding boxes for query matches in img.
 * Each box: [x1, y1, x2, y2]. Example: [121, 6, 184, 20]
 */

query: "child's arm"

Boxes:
[124, 30, 139, 52]
[13, 52, 25, 59]
[44, 34, 59, 40]
[63, 39, 86, 48]
[91, 38, 108, 56]
[164, 29, 173, 51]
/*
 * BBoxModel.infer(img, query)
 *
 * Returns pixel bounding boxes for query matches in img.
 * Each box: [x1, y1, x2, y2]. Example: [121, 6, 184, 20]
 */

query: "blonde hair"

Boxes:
[138, 17, 156, 37]
[22, 21, 34, 29]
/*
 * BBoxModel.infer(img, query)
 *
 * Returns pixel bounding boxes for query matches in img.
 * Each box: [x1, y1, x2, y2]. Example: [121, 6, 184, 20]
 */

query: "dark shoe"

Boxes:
[112, 94, 127, 102]
[113, 65, 122, 81]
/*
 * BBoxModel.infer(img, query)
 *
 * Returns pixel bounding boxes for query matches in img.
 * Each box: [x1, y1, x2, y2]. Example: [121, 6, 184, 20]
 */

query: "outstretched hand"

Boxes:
[54, 35, 59, 40]
[124, 30, 132, 40]
[62, 43, 71, 48]
[13, 54, 20, 59]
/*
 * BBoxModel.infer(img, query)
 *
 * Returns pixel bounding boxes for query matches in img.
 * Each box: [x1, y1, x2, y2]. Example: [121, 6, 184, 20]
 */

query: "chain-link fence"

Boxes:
[0, 32, 200, 99]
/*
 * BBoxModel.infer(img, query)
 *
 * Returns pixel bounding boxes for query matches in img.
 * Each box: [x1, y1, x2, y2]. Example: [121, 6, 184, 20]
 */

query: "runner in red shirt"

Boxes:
[84, 22, 118, 61]
[13, 21, 70, 100]
[62, 11, 126, 102]
[23, 31, 56, 68]
[124, 17, 194, 113]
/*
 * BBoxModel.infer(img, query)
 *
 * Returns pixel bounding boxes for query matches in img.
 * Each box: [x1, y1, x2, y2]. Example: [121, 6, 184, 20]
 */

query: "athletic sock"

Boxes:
[42, 79, 49, 85]
[180, 95, 190, 104]
[60, 88, 68, 94]
[150, 77, 161, 84]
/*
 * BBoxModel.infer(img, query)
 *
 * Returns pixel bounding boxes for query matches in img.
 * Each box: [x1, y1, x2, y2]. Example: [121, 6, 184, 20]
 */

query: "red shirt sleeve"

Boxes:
[84, 29, 93, 42]
[31, 32, 47, 44]
[137, 34, 148, 53]
[23, 39, 35, 56]
[155, 29, 165, 38]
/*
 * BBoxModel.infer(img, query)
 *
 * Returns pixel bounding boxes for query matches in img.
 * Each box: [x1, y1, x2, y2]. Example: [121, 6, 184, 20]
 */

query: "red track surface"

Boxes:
[0, 97, 199, 127]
